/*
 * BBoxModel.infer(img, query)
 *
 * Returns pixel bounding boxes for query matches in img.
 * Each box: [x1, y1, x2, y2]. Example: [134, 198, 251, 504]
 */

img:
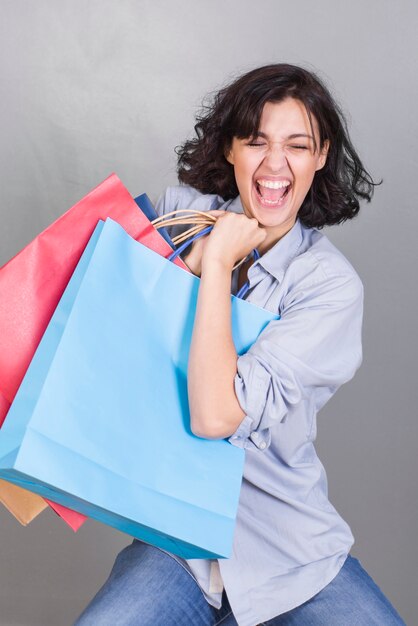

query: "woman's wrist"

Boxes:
[201, 254, 234, 276]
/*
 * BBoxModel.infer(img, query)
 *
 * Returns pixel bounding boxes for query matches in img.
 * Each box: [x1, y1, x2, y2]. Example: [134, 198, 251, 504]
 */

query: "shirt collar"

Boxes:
[225, 195, 304, 282]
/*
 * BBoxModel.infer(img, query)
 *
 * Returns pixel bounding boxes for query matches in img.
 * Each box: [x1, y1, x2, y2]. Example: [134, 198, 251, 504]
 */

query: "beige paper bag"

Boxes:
[0, 479, 47, 525]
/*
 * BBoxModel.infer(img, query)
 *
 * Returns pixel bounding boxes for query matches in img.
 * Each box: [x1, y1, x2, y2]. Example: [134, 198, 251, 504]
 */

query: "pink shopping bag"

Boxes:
[0, 174, 187, 528]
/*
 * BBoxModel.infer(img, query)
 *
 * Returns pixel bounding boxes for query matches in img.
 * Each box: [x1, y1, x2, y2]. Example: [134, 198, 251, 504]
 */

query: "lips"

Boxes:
[255, 178, 292, 207]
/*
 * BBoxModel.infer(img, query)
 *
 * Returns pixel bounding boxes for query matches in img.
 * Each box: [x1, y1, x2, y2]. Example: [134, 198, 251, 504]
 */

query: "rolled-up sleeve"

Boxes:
[230, 266, 364, 450]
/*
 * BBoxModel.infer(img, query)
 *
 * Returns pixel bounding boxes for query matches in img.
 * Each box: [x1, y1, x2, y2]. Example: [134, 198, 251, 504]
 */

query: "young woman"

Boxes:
[74, 64, 405, 625]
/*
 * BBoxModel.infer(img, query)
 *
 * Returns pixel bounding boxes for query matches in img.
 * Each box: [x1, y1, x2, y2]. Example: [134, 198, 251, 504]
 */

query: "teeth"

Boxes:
[263, 198, 280, 205]
[257, 179, 291, 189]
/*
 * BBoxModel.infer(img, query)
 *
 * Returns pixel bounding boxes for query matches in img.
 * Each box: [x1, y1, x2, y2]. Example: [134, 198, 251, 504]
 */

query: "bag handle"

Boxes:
[167, 226, 214, 261]
[151, 210, 260, 274]
[168, 227, 259, 299]
[235, 248, 260, 299]
[151, 210, 216, 247]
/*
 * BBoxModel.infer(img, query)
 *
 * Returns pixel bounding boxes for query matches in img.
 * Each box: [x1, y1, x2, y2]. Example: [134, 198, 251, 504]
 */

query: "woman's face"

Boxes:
[226, 98, 328, 247]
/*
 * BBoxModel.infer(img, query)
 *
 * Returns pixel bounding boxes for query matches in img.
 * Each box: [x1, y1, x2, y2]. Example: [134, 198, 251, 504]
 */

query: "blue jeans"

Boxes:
[73, 540, 405, 625]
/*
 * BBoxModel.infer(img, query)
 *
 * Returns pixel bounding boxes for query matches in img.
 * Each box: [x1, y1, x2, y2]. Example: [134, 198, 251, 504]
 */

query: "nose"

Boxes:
[263, 143, 287, 172]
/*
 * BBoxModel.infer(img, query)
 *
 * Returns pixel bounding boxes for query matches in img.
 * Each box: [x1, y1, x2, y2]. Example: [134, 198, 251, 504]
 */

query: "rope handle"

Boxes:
[150, 210, 259, 271]
[151, 210, 216, 246]
[151, 209, 218, 226]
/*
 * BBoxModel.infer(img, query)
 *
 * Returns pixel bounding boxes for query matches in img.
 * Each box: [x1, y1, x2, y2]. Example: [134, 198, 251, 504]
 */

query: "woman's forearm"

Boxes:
[188, 260, 245, 439]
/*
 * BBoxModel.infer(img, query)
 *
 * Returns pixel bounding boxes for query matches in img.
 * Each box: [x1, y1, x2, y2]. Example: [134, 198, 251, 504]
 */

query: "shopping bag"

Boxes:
[0, 174, 186, 409]
[0, 480, 47, 525]
[0, 218, 278, 558]
[0, 174, 187, 528]
[0, 390, 8, 427]
[0, 393, 47, 525]
[134, 193, 174, 248]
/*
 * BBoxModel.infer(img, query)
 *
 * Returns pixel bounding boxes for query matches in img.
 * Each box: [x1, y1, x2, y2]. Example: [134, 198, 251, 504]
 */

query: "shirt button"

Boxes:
[251, 432, 259, 440]
[259, 441, 267, 450]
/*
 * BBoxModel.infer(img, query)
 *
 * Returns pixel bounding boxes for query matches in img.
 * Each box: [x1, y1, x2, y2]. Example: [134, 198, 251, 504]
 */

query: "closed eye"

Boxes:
[290, 144, 309, 150]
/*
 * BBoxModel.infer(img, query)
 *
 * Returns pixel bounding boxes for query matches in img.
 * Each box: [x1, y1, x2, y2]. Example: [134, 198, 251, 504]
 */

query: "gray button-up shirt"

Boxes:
[155, 185, 363, 626]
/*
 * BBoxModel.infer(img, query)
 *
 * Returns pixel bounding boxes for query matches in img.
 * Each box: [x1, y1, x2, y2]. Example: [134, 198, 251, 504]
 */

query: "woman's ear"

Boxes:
[316, 139, 330, 171]
[224, 143, 235, 165]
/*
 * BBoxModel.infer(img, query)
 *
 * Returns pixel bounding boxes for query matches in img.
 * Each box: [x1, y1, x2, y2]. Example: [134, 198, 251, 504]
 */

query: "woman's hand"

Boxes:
[184, 211, 266, 276]
[202, 212, 267, 272]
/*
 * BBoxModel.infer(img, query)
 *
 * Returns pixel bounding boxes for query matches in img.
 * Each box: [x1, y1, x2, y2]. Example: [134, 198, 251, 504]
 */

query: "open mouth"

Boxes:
[255, 179, 292, 207]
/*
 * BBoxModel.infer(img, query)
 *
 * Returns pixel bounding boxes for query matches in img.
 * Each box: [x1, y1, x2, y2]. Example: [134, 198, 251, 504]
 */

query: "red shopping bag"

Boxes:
[0, 173, 187, 529]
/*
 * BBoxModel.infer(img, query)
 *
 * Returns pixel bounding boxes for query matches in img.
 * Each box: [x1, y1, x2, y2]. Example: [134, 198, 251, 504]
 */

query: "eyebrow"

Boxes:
[254, 131, 315, 141]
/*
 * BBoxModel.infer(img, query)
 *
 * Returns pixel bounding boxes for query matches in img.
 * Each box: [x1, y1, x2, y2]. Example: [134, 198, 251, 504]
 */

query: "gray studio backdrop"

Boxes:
[0, 1, 416, 625]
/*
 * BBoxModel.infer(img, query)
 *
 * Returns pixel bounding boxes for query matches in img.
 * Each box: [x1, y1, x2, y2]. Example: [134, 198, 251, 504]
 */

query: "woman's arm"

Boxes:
[188, 257, 244, 439]
[187, 212, 266, 439]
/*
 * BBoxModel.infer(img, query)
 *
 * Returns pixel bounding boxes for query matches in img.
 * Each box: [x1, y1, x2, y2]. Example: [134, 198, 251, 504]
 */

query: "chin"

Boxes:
[251, 203, 293, 228]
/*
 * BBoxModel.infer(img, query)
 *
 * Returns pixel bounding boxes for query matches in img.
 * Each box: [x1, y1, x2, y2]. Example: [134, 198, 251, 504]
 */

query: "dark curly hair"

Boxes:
[176, 64, 379, 228]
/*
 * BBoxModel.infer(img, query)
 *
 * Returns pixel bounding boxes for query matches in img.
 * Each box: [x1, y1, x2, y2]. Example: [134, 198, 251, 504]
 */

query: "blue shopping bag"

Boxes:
[0, 219, 278, 558]
[134, 193, 175, 249]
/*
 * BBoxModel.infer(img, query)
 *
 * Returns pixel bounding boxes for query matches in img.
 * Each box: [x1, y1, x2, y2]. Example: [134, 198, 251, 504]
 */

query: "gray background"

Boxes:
[0, 1, 416, 624]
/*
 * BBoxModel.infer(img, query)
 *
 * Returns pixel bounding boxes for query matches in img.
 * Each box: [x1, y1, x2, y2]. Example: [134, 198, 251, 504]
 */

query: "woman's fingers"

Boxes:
[183, 211, 266, 275]
[203, 212, 266, 269]
[182, 212, 226, 276]
[183, 232, 210, 276]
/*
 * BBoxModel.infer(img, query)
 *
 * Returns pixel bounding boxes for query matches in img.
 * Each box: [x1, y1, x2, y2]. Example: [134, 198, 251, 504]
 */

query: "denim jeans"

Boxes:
[73, 540, 405, 625]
